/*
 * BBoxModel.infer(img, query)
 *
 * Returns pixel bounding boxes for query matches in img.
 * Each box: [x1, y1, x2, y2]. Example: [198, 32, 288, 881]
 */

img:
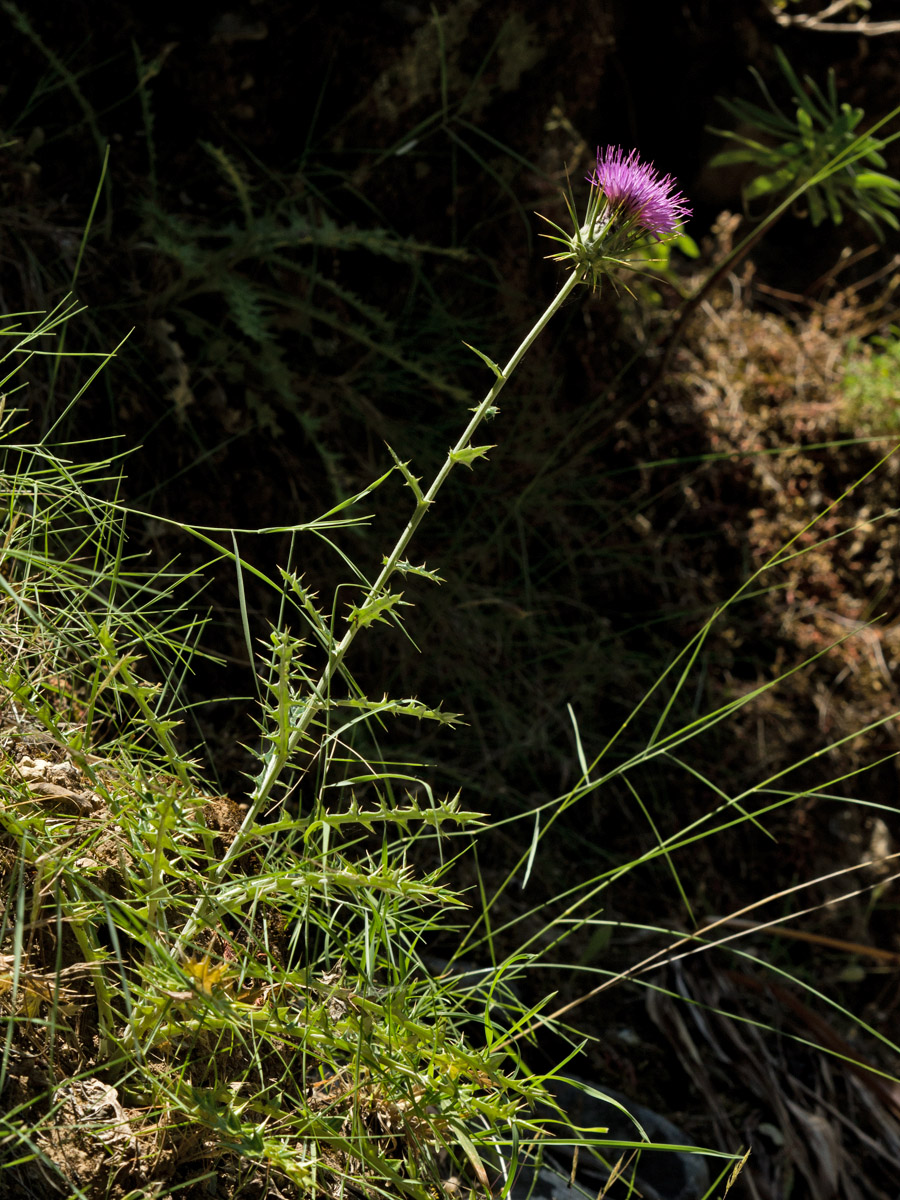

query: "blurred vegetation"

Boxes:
[709, 44, 900, 233]
[842, 329, 900, 434]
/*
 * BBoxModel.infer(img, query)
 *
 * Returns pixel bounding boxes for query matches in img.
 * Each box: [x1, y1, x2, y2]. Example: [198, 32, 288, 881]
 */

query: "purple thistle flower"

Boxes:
[589, 146, 691, 239]
[538, 144, 691, 290]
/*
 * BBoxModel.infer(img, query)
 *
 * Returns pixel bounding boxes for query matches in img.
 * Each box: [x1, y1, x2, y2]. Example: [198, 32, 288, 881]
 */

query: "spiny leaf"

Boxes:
[347, 591, 408, 628]
[389, 557, 445, 584]
[182, 954, 232, 997]
[449, 444, 495, 469]
[222, 276, 271, 344]
[324, 695, 461, 724]
[385, 443, 425, 503]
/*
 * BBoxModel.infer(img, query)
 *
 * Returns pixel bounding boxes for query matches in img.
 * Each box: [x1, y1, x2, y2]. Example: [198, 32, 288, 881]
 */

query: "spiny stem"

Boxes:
[174, 267, 585, 955]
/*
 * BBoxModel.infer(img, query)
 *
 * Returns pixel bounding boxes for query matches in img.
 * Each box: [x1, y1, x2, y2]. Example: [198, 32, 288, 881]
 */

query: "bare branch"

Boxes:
[766, 0, 900, 35]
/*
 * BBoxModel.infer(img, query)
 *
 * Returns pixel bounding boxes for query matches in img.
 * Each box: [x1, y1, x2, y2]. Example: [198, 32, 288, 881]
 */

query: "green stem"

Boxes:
[174, 267, 585, 955]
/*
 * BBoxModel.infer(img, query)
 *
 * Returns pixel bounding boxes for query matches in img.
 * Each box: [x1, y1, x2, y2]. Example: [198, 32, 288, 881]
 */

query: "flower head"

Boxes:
[539, 146, 691, 291]
[589, 146, 691, 240]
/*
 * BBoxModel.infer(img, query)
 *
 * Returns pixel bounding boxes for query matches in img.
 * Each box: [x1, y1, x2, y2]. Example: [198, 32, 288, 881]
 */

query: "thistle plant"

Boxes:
[5, 19, 900, 1192]
[0, 156, 715, 1200]
[7, 131, 899, 1198]
[175, 147, 692, 953]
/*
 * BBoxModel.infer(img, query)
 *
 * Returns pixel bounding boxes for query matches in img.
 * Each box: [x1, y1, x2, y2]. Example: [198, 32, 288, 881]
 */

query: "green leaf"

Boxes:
[389, 557, 445, 584]
[796, 106, 814, 137]
[462, 341, 504, 379]
[744, 168, 794, 200]
[347, 591, 407, 628]
[824, 183, 843, 226]
[446, 1119, 492, 1195]
[672, 233, 700, 259]
[854, 171, 900, 193]
[385, 443, 425, 503]
[448, 444, 495, 468]
[708, 148, 765, 168]
[807, 187, 829, 226]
